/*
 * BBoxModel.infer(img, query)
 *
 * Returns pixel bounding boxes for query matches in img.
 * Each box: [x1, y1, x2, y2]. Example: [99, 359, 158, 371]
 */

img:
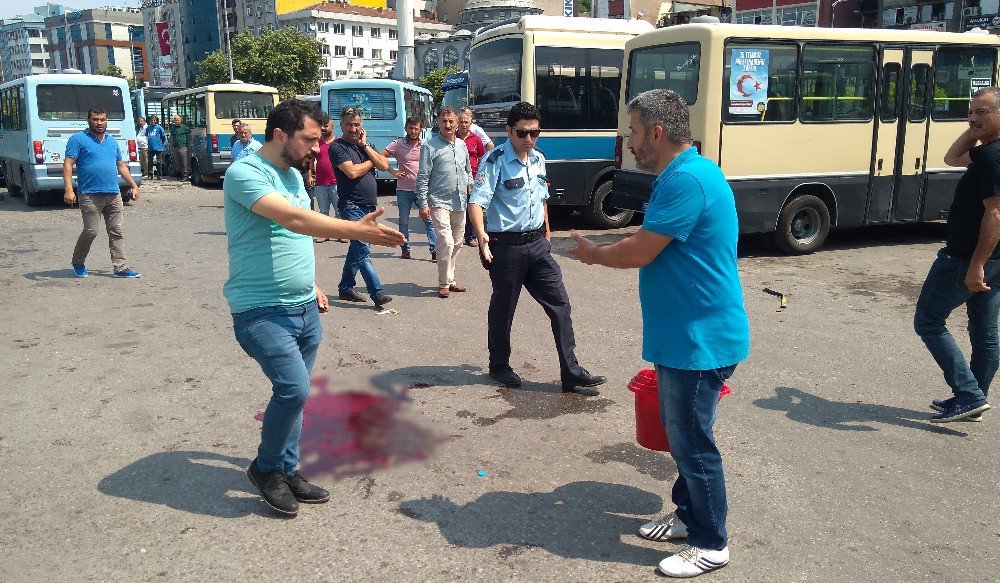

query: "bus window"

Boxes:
[468, 38, 523, 105]
[879, 63, 900, 122]
[534, 47, 623, 130]
[214, 92, 275, 119]
[36, 84, 126, 120]
[403, 88, 432, 126]
[933, 47, 997, 120]
[722, 43, 797, 123]
[626, 42, 700, 106]
[908, 63, 930, 122]
[327, 88, 397, 120]
[192, 94, 206, 127]
[800, 44, 875, 122]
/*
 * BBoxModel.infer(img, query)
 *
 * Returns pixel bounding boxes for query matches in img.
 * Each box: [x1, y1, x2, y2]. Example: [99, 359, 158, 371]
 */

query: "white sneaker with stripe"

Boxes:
[657, 544, 730, 578]
[638, 512, 688, 541]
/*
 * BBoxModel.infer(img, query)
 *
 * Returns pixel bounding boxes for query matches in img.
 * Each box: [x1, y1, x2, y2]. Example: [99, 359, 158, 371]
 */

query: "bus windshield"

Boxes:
[469, 38, 523, 105]
[326, 89, 398, 120]
[36, 85, 126, 120]
[213, 92, 274, 119]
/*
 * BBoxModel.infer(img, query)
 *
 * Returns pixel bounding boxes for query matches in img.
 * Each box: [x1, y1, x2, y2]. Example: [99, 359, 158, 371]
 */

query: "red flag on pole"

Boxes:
[156, 22, 170, 56]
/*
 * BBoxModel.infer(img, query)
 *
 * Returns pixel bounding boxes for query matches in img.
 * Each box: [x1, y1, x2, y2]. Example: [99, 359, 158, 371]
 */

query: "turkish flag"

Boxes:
[156, 22, 170, 56]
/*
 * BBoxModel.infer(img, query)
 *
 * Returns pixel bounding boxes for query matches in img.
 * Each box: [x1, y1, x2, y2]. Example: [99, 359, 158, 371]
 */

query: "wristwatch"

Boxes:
[359, 142, 370, 149]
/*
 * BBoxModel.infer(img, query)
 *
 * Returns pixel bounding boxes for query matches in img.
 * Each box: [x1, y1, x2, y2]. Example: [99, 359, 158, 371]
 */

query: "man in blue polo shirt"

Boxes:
[568, 89, 750, 578]
[64, 108, 141, 278]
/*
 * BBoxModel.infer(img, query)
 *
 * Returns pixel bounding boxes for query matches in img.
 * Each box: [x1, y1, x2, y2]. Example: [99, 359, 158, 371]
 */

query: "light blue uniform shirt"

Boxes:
[222, 155, 316, 313]
[416, 133, 472, 211]
[144, 124, 165, 151]
[469, 141, 548, 232]
[65, 129, 122, 195]
[639, 146, 750, 370]
[232, 138, 262, 161]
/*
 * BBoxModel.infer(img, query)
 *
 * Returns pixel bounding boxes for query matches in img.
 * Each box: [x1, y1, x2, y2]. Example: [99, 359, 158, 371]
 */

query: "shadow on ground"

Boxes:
[398, 481, 664, 566]
[97, 450, 267, 518]
[754, 386, 966, 436]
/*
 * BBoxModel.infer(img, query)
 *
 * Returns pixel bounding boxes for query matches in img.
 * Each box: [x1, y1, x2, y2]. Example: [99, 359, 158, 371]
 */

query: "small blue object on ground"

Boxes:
[113, 268, 142, 278]
[477, 470, 486, 478]
[73, 264, 88, 278]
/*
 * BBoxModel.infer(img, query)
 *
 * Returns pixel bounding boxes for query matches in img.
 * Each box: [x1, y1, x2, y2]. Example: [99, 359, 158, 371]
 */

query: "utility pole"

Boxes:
[219, 0, 234, 81]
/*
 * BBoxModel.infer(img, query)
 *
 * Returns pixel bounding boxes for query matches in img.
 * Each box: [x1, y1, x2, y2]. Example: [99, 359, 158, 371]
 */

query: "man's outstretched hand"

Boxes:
[358, 207, 406, 247]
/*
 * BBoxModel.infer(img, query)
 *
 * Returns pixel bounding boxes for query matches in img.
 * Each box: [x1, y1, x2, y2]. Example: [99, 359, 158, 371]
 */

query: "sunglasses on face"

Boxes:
[513, 129, 541, 138]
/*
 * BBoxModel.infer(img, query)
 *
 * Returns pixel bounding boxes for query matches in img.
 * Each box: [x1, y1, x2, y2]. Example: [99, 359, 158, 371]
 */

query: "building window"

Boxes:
[371, 27, 381, 38]
[335, 45, 346, 56]
[390, 50, 398, 60]
[353, 46, 364, 57]
[333, 23, 345, 34]
[321, 69, 331, 79]
[352, 25, 363, 36]
[389, 29, 397, 39]
[321, 44, 330, 55]
[318, 21, 329, 32]
[372, 49, 382, 59]
[423, 48, 438, 74]
[443, 45, 459, 68]
[336, 69, 348, 77]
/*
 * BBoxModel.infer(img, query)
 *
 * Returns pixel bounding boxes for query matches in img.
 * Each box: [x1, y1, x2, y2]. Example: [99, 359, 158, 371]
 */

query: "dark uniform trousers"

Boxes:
[487, 235, 585, 379]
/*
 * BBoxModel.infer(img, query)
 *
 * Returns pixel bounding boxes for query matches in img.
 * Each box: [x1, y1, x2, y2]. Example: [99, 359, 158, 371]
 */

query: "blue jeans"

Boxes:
[396, 189, 435, 251]
[233, 301, 322, 475]
[657, 364, 737, 551]
[314, 184, 339, 218]
[914, 250, 1000, 402]
[338, 201, 383, 300]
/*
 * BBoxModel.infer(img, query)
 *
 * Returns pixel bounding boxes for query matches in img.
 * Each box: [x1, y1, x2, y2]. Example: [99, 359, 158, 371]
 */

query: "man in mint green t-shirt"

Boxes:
[567, 89, 749, 579]
[224, 99, 404, 517]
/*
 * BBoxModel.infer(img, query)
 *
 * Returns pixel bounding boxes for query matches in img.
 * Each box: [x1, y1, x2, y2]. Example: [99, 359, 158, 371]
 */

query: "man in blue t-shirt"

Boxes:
[224, 99, 404, 517]
[144, 115, 166, 179]
[64, 108, 141, 278]
[568, 89, 750, 579]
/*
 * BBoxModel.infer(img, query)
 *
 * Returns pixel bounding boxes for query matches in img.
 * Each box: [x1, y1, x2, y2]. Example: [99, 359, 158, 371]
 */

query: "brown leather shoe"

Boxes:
[448, 284, 467, 292]
[438, 287, 450, 298]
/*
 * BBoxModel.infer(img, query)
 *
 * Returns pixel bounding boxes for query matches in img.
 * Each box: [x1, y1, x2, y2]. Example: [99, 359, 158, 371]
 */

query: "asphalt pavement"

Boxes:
[0, 180, 997, 582]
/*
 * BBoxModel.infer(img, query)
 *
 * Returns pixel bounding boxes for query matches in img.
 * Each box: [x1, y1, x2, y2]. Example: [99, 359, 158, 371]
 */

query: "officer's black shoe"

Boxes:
[489, 368, 522, 388]
[562, 369, 606, 396]
[247, 459, 299, 516]
[338, 289, 367, 302]
[285, 472, 330, 503]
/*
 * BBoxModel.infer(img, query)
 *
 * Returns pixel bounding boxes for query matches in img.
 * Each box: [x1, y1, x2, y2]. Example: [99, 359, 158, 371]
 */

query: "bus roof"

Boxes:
[320, 78, 431, 95]
[163, 83, 278, 99]
[1, 73, 130, 90]
[625, 22, 1000, 49]
[474, 15, 654, 43]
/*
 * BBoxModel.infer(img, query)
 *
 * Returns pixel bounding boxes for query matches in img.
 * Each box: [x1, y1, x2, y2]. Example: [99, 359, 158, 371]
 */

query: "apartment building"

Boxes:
[44, 8, 148, 81]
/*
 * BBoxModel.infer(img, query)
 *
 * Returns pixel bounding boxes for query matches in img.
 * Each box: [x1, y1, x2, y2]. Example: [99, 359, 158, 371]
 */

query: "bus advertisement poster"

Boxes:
[729, 48, 769, 116]
[971, 77, 992, 97]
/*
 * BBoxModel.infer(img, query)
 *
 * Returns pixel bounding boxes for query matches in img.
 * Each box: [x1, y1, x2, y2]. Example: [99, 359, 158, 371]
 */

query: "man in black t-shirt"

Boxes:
[915, 87, 1000, 423]
[329, 106, 405, 308]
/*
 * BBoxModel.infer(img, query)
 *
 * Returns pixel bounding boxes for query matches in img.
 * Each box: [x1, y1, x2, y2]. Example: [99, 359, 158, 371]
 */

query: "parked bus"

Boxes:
[611, 22, 1000, 254]
[0, 73, 141, 206]
[441, 71, 469, 110]
[468, 15, 654, 227]
[131, 86, 176, 123]
[160, 82, 279, 185]
[319, 78, 433, 180]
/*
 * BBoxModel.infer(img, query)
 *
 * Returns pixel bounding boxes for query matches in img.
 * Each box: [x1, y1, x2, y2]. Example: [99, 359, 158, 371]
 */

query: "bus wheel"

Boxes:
[7, 165, 23, 197]
[772, 194, 830, 255]
[190, 159, 203, 187]
[582, 181, 634, 229]
[21, 169, 40, 206]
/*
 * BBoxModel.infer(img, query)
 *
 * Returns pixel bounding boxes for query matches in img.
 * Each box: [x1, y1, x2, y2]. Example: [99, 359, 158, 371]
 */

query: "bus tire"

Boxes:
[21, 169, 41, 206]
[582, 180, 633, 229]
[7, 164, 23, 196]
[190, 159, 202, 187]
[771, 194, 830, 255]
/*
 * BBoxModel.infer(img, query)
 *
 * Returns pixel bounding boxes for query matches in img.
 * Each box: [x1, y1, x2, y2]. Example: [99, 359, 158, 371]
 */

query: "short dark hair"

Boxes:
[232, 118, 241, 125]
[265, 99, 324, 142]
[506, 102, 540, 127]
[404, 116, 423, 127]
[319, 111, 331, 126]
[340, 106, 363, 120]
[88, 108, 107, 118]
[437, 106, 457, 119]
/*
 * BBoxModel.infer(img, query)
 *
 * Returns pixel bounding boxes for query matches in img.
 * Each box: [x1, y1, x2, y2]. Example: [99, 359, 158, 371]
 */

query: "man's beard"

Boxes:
[282, 143, 314, 169]
[633, 144, 654, 173]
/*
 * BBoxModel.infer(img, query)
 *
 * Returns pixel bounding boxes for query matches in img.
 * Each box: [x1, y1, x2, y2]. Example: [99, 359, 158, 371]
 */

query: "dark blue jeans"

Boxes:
[657, 364, 737, 551]
[233, 301, 322, 474]
[914, 250, 1000, 402]
[338, 201, 383, 300]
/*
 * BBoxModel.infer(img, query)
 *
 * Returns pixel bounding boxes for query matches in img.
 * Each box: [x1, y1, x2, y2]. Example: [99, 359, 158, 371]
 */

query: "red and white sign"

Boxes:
[156, 22, 170, 56]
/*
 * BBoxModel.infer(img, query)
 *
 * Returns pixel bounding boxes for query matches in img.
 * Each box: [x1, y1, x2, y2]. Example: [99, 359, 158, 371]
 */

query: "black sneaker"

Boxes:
[373, 292, 393, 307]
[338, 289, 366, 302]
[286, 472, 330, 503]
[930, 398, 990, 423]
[561, 368, 606, 396]
[931, 396, 984, 421]
[246, 459, 299, 516]
[430, 250, 437, 262]
[401, 248, 412, 259]
[489, 367, 522, 388]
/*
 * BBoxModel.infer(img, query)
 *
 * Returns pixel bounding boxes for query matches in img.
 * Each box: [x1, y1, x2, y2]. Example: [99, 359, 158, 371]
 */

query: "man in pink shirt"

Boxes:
[458, 107, 486, 247]
[313, 114, 342, 243]
[383, 117, 436, 260]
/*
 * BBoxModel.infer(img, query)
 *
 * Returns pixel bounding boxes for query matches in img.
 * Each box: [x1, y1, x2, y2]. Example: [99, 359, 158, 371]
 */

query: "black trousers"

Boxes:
[487, 236, 584, 379]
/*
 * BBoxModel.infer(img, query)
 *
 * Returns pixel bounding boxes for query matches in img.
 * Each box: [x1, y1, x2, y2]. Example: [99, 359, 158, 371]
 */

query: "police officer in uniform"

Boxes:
[469, 102, 606, 395]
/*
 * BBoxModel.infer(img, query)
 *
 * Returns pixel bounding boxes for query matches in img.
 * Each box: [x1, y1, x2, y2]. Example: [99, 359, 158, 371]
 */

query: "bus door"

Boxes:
[869, 49, 904, 224]
[893, 49, 933, 222]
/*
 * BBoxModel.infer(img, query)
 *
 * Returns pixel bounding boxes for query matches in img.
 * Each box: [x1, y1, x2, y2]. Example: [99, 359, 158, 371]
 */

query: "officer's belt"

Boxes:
[487, 226, 545, 245]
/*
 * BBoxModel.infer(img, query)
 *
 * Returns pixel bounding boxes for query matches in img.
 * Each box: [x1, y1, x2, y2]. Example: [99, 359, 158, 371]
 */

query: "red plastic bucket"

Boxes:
[628, 368, 731, 452]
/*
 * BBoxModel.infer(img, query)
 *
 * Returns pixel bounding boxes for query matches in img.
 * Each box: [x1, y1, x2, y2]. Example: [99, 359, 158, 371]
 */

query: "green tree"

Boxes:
[94, 64, 125, 79]
[196, 28, 322, 99]
[418, 66, 459, 106]
[577, 0, 592, 15]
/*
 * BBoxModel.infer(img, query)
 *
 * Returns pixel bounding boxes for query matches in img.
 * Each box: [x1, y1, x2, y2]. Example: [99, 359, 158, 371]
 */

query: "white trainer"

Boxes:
[638, 512, 688, 541]
[657, 544, 730, 578]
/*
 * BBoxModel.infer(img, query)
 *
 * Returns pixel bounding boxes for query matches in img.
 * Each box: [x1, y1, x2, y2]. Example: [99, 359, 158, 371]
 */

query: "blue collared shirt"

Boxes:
[416, 134, 472, 211]
[469, 141, 548, 232]
[232, 138, 262, 161]
[65, 129, 122, 195]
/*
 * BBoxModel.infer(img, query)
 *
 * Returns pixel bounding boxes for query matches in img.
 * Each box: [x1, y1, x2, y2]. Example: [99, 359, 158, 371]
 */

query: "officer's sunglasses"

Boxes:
[513, 129, 541, 139]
